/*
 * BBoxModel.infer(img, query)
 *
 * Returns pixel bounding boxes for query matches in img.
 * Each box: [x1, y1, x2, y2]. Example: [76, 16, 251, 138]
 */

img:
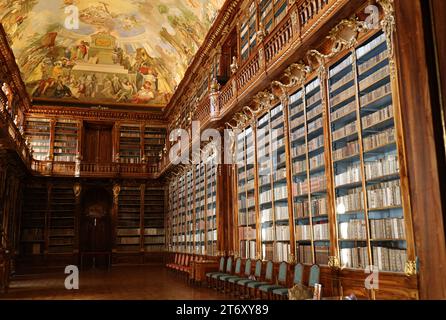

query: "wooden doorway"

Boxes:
[82, 122, 113, 163]
[80, 187, 112, 270]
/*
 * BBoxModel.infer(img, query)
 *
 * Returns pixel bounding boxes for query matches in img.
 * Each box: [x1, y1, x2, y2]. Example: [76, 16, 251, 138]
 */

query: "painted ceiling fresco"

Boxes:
[0, 0, 224, 107]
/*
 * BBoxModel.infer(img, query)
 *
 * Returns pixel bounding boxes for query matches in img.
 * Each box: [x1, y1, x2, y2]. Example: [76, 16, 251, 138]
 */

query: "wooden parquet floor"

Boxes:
[0, 265, 234, 300]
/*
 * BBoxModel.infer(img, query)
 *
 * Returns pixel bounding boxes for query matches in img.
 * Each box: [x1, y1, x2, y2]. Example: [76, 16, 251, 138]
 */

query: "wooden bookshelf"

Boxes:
[117, 186, 141, 252]
[48, 185, 75, 254]
[25, 118, 51, 161]
[53, 120, 79, 162]
[143, 186, 165, 253]
[194, 163, 206, 255]
[20, 184, 48, 256]
[240, 1, 257, 62]
[206, 161, 218, 256]
[236, 127, 257, 260]
[144, 127, 166, 166]
[119, 124, 141, 164]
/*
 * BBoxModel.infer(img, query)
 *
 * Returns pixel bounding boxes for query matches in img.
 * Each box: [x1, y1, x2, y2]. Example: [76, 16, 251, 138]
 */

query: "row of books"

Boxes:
[207, 229, 218, 241]
[295, 197, 328, 218]
[307, 104, 323, 121]
[372, 246, 407, 272]
[296, 225, 312, 241]
[367, 180, 402, 209]
[365, 154, 399, 180]
[274, 186, 288, 201]
[262, 243, 274, 261]
[293, 175, 327, 195]
[275, 225, 291, 241]
[370, 218, 406, 240]
[356, 33, 386, 59]
[239, 226, 257, 240]
[330, 55, 353, 78]
[330, 86, 355, 108]
[117, 228, 141, 236]
[306, 91, 322, 107]
[118, 237, 140, 245]
[359, 65, 390, 91]
[54, 155, 76, 162]
[336, 187, 364, 213]
[333, 140, 360, 161]
[362, 104, 393, 129]
[313, 223, 329, 240]
[340, 246, 369, 269]
[332, 120, 357, 141]
[358, 49, 388, 75]
[335, 163, 362, 186]
[363, 127, 395, 152]
[274, 242, 291, 262]
[298, 244, 313, 264]
[145, 237, 165, 244]
[240, 240, 257, 260]
[331, 71, 354, 92]
[238, 211, 257, 226]
[339, 219, 367, 240]
[360, 83, 392, 106]
[144, 228, 165, 236]
[307, 117, 324, 134]
[145, 245, 165, 252]
[331, 100, 357, 122]
[290, 114, 305, 129]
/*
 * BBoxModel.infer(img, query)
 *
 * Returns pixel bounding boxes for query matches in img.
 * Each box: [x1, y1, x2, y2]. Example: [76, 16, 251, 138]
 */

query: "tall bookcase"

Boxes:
[117, 186, 141, 252]
[185, 170, 194, 253]
[240, 1, 257, 62]
[236, 127, 257, 260]
[289, 78, 330, 266]
[20, 184, 47, 256]
[194, 163, 206, 255]
[328, 31, 407, 272]
[143, 186, 165, 253]
[25, 118, 51, 161]
[144, 127, 166, 166]
[257, 104, 290, 262]
[119, 124, 141, 164]
[206, 161, 218, 256]
[53, 120, 79, 162]
[259, 0, 288, 34]
[48, 185, 75, 254]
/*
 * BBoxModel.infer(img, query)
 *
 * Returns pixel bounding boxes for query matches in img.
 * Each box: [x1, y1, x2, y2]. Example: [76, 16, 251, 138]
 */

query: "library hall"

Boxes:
[0, 0, 445, 303]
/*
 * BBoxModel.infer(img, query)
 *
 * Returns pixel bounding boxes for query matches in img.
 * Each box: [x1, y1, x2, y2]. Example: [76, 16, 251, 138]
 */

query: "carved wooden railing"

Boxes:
[237, 51, 261, 92]
[298, 0, 331, 30]
[31, 160, 159, 178]
[264, 15, 293, 64]
[212, 0, 338, 116]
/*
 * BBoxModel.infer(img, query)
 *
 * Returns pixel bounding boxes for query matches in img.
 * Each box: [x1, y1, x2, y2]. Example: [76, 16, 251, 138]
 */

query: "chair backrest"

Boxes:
[174, 253, 179, 264]
[244, 259, 252, 276]
[218, 257, 225, 272]
[179, 254, 185, 265]
[308, 264, 320, 287]
[234, 258, 242, 274]
[293, 263, 304, 285]
[277, 262, 288, 283]
[184, 254, 190, 266]
[226, 256, 233, 273]
[265, 261, 274, 281]
[254, 260, 262, 278]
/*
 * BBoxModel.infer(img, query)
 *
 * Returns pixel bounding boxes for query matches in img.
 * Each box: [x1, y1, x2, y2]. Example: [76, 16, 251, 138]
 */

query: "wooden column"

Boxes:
[393, 0, 446, 299]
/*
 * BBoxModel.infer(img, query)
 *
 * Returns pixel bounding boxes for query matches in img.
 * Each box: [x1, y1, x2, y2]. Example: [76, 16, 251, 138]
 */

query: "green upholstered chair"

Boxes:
[206, 257, 225, 287]
[272, 263, 304, 299]
[210, 257, 233, 289]
[246, 261, 274, 298]
[236, 260, 262, 298]
[308, 264, 320, 287]
[219, 257, 242, 292]
[228, 259, 252, 295]
[258, 262, 288, 298]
